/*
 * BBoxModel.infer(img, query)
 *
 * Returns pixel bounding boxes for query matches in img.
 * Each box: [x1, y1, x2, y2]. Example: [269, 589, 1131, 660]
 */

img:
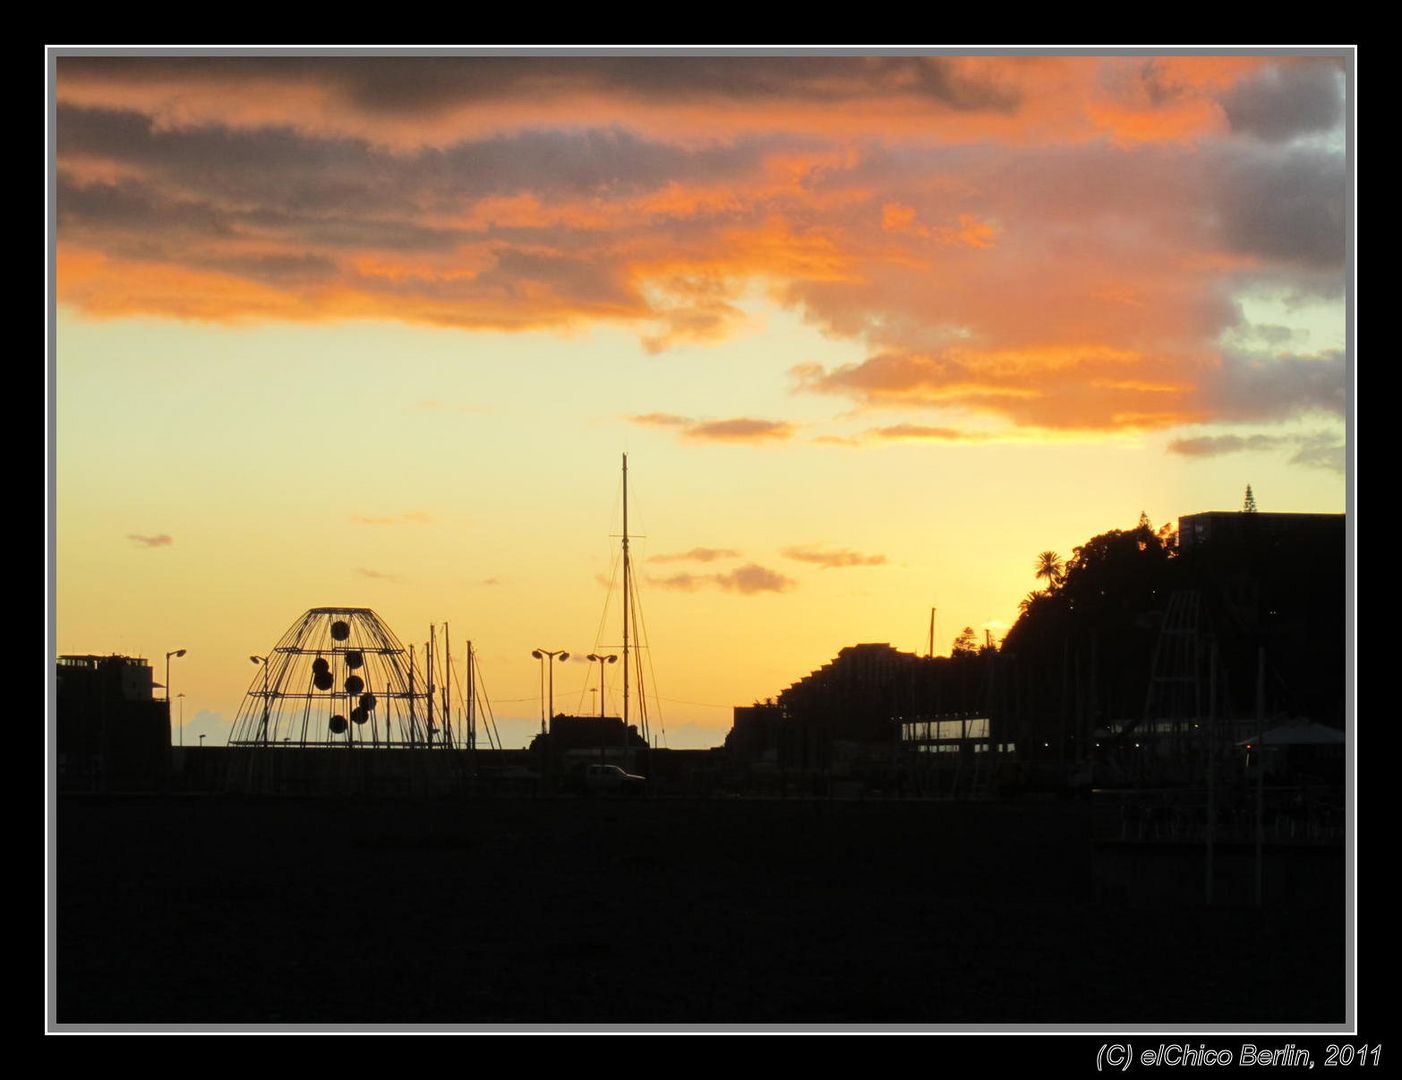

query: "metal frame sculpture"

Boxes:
[229, 607, 447, 749]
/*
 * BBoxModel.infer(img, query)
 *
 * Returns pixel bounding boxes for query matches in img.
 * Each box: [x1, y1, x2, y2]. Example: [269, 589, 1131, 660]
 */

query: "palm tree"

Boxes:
[1035, 550, 1065, 592]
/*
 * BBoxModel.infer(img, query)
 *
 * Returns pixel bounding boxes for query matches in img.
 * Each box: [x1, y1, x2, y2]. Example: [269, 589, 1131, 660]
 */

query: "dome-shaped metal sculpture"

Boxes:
[230, 607, 441, 748]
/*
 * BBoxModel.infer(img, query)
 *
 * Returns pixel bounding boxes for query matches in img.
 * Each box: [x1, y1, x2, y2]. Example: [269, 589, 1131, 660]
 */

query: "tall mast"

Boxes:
[466, 639, 475, 752]
[443, 623, 452, 750]
[928, 607, 936, 659]
[622, 452, 630, 733]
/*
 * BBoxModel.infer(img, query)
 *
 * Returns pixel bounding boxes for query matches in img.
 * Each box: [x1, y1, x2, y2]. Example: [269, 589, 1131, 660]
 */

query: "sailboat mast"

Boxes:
[622, 452, 630, 733]
[466, 639, 475, 752]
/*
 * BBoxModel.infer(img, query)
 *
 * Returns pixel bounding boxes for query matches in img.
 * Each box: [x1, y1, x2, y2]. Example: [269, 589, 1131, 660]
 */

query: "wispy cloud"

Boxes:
[648, 562, 795, 594]
[782, 546, 887, 569]
[628, 413, 795, 443]
[814, 424, 987, 446]
[1166, 429, 1345, 472]
[480, 576, 502, 586]
[716, 564, 796, 593]
[127, 533, 173, 547]
[349, 511, 433, 526]
[354, 566, 403, 582]
[648, 547, 742, 564]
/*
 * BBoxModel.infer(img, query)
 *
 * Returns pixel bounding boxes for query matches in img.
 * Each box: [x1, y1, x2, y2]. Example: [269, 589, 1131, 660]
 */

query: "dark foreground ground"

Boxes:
[55, 795, 1344, 1025]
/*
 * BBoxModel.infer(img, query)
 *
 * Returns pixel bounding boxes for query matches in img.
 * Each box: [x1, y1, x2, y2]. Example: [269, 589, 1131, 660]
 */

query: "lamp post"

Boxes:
[250, 655, 271, 744]
[586, 653, 618, 720]
[531, 649, 569, 736]
[166, 649, 186, 746]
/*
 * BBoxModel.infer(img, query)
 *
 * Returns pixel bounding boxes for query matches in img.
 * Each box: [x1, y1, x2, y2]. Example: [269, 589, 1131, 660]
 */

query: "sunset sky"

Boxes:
[50, 50, 1351, 749]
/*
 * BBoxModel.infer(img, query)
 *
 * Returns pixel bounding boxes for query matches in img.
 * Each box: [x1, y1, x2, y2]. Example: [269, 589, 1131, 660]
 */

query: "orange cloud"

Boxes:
[55, 54, 1346, 433]
[628, 414, 796, 443]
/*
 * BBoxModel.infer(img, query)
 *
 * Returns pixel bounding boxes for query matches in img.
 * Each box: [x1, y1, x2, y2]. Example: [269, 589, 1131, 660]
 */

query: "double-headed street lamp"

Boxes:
[531, 649, 569, 736]
[166, 648, 187, 746]
[585, 653, 618, 720]
[250, 655, 271, 744]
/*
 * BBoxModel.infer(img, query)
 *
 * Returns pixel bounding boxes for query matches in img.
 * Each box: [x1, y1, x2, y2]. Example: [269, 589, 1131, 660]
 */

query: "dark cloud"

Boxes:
[1166, 433, 1288, 457]
[1214, 145, 1345, 269]
[1222, 61, 1344, 142]
[648, 547, 741, 564]
[1197, 350, 1345, 422]
[127, 533, 173, 547]
[59, 56, 1023, 114]
[58, 104, 777, 208]
[782, 546, 887, 569]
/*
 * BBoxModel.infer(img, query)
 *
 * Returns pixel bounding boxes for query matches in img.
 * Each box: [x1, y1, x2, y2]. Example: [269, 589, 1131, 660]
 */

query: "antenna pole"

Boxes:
[467, 639, 475, 752]
[928, 607, 935, 658]
[622, 453, 630, 734]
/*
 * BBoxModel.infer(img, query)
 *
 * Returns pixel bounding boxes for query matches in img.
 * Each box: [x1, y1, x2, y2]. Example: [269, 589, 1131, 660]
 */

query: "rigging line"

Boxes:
[472, 652, 502, 750]
[629, 562, 667, 747]
[576, 546, 624, 716]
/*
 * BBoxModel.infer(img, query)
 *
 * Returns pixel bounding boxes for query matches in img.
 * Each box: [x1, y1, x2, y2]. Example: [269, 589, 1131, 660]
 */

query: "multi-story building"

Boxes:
[56, 654, 170, 790]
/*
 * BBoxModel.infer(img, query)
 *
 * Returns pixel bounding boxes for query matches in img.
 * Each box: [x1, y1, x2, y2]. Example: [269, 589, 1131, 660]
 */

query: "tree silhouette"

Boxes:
[952, 626, 979, 656]
[1034, 551, 1065, 592]
[1243, 484, 1258, 513]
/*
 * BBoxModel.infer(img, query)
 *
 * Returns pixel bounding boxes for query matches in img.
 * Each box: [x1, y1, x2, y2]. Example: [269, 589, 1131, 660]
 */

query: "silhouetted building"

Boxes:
[57, 655, 170, 790]
[725, 702, 783, 762]
[534, 714, 648, 753]
[1177, 510, 1345, 553]
[1176, 509, 1346, 728]
[730, 643, 998, 778]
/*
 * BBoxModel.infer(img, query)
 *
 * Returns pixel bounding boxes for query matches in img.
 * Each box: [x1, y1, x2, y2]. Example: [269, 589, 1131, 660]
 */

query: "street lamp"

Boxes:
[531, 649, 569, 735]
[250, 655, 270, 744]
[166, 649, 186, 746]
[586, 653, 618, 720]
